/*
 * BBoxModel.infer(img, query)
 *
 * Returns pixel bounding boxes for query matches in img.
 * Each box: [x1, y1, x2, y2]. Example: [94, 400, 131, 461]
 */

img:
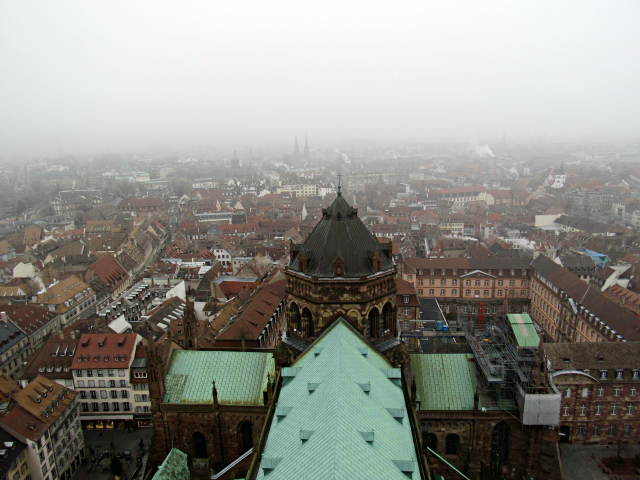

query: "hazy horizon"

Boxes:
[1, 1, 639, 159]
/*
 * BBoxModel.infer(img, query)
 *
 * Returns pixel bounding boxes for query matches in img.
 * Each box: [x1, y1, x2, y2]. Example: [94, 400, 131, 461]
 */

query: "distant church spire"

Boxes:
[293, 135, 300, 165]
[304, 135, 310, 162]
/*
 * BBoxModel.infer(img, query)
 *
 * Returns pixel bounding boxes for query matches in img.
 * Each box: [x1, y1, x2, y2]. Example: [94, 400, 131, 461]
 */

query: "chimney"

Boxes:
[0, 312, 6, 324]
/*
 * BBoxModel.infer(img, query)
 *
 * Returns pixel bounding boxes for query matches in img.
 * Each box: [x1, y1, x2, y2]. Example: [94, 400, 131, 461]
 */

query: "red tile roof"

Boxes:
[71, 333, 138, 369]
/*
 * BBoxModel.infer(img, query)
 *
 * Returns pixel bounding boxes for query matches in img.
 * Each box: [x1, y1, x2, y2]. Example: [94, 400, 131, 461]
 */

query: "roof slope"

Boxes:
[289, 194, 393, 278]
[411, 354, 476, 411]
[163, 350, 274, 406]
[507, 314, 540, 347]
[152, 447, 190, 480]
[257, 318, 418, 479]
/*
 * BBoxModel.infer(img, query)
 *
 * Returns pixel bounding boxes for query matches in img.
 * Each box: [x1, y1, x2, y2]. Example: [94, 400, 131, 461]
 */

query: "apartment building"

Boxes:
[0, 429, 30, 480]
[546, 343, 640, 445]
[402, 258, 531, 316]
[529, 255, 640, 343]
[0, 315, 29, 381]
[0, 376, 83, 480]
[71, 333, 142, 429]
[33, 276, 96, 328]
[2, 306, 61, 357]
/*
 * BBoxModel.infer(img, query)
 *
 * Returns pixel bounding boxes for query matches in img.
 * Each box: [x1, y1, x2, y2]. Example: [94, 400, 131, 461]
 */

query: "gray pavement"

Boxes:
[72, 428, 155, 480]
[560, 443, 640, 480]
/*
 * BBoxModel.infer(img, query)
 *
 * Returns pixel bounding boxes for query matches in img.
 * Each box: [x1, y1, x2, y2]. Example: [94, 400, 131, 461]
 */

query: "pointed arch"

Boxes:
[239, 422, 254, 454]
[192, 431, 208, 459]
[491, 422, 511, 471]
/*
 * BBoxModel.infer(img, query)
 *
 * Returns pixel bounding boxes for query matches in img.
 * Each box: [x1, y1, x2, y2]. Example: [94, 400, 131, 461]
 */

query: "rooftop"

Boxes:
[411, 354, 477, 411]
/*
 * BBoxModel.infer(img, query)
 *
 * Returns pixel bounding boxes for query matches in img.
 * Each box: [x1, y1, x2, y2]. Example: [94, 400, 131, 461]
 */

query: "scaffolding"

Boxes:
[460, 307, 560, 424]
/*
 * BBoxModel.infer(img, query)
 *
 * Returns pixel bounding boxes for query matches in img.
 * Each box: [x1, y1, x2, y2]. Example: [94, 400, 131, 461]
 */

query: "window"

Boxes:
[108, 369, 114, 376]
[110, 380, 116, 388]
[598, 387, 605, 396]
[614, 387, 621, 396]
[76, 371, 83, 377]
[600, 371, 608, 380]
[580, 405, 587, 416]
[403, 296, 409, 304]
[445, 434, 459, 455]
[429, 289, 434, 296]
[441, 279, 446, 286]
[565, 388, 571, 398]
[80, 391, 86, 399]
[624, 425, 631, 436]
[593, 424, 600, 436]
[452, 279, 458, 286]
[97, 370, 104, 377]
[123, 402, 130, 411]
[102, 402, 109, 411]
[120, 380, 127, 387]
[609, 425, 616, 436]
[474, 290, 480, 296]
[498, 280, 503, 286]
[612, 404, 618, 415]
[595, 405, 602, 415]
[429, 279, 434, 286]
[135, 394, 141, 402]
[92, 402, 99, 412]
[403, 308, 409, 316]
[77, 380, 84, 388]
[98, 380, 106, 387]
[88, 380, 95, 387]
[628, 404, 634, 415]
[418, 279, 423, 286]
[100, 391, 107, 399]
[90, 391, 97, 399]
[497, 290, 503, 296]
[121, 390, 128, 398]
[440, 289, 446, 296]
[562, 405, 570, 416]
[407, 275, 412, 280]
[616, 370, 624, 380]
[452, 289, 457, 295]
[577, 425, 585, 437]
[483, 290, 489, 296]
[475, 280, 480, 286]
[82, 403, 89, 412]
[465, 280, 471, 286]
[465, 290, 471, 296]
[521, 280, 527, 286]
[521, 290, 526, 297]
[582, 387, 589, 397]
[633, 370, 639, 380]
[118, 370, 125, 377]
[631, 387, 637, 396]
[113, 402, 120, 411]
[110, 391, 118, 399]
[418, 289, 423, 295]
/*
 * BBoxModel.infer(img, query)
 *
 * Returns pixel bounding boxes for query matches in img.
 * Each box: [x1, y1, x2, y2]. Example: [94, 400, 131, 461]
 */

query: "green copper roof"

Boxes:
[289, 194, 393, 278]
[507, 313, 540, 347]
[152, 447, 190, 480]
[411, 354, 477, 411]
[257, 318, 419, 479]
[164, 350, 274, 405]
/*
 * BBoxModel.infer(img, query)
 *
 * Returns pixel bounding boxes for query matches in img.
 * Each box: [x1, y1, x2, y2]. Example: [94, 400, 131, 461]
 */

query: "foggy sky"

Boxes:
[1, 1, 639, 158]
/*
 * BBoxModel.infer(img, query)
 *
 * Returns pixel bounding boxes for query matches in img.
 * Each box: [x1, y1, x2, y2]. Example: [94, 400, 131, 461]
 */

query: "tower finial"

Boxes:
[337, 173, 342, 196]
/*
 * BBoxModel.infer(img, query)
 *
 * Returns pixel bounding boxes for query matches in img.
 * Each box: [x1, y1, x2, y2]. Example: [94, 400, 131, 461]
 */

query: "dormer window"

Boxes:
[403, 296, 409, 304]
[430, 270, 434, 275]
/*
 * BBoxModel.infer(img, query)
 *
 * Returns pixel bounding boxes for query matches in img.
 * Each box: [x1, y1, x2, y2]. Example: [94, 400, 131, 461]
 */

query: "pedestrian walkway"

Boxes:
[72, 428, 155, 480]
[560, 443, 640, 480]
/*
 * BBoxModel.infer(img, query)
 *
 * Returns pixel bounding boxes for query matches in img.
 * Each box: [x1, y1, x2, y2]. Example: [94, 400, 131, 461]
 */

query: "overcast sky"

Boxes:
[1, 1, 639, 157]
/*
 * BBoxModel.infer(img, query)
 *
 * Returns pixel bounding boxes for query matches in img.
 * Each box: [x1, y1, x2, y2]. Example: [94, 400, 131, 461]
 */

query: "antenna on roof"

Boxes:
[337, 173, 342, 196]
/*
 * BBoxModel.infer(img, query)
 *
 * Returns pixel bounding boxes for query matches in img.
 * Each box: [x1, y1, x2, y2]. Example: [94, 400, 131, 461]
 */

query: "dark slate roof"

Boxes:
[545, 342, 640, 372]
[289, 194, 393, 278]
[419, 298, 445, 322]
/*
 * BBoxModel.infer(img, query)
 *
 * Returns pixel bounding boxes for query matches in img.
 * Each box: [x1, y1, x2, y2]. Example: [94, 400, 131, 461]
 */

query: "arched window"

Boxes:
[445, 434, 460, 455]
[423, 433, 437, 452]
[491, 422, 511, 471]
[193, 432, 207, 458]
[368, 308, 380, 337]
[289, 303, 301, 334]
[240, 422, 253, 453]
[301, 308, 314, 337]
[382, 302, 394, 335]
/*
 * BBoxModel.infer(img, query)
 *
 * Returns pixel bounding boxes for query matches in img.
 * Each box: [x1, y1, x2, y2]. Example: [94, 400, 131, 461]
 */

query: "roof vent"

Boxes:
[307, 382, 319, 393]
[299, 430, 314, 442]
[313, 348, 323, 357]
[358, 382, 371, 394]
[392, 460, 415, 474]
[275, 406, 293, 419]
[386, 407, 404, 423]
[358, 348, 368, 356]
[261, 457, 282, 473]
[360, 431, 375, 443]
